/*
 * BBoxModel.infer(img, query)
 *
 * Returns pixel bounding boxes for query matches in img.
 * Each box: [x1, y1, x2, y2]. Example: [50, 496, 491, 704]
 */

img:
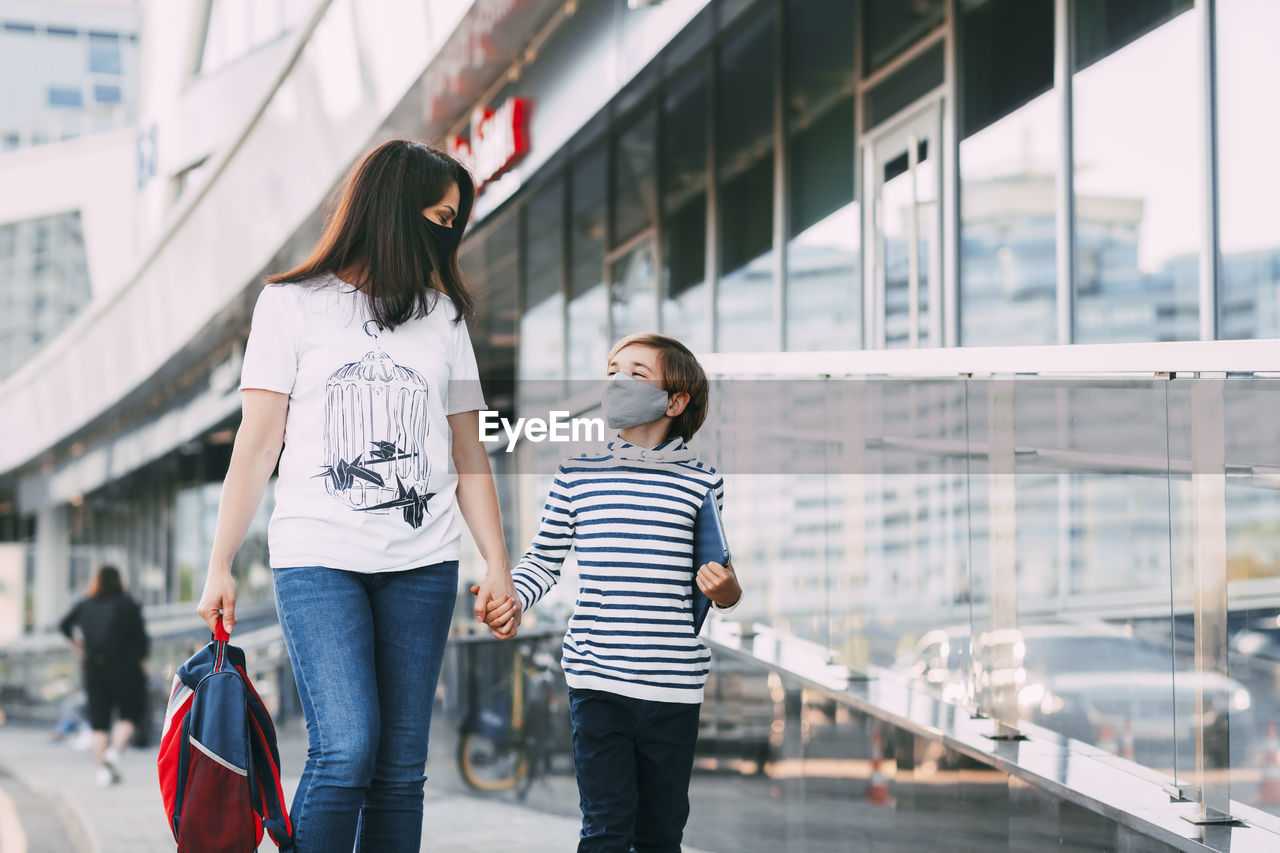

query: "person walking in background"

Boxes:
[195, 139, 516, 853]
[480, 333, 743, 853]
[58, 563, 150, 787]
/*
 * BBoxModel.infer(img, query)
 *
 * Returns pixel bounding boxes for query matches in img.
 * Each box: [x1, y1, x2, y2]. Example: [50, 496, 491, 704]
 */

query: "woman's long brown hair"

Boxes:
[88, 564, 124, 599]
[267, 139, 477, 328]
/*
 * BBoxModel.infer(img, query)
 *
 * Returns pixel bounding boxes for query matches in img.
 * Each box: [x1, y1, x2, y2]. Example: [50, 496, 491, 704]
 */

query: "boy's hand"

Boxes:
[468, 586, 522, 639]
[696, 560, 741, 608]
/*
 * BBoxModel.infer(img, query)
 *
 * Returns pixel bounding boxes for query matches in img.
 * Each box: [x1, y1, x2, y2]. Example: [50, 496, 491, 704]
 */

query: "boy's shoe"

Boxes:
[95, 766, 115, 787]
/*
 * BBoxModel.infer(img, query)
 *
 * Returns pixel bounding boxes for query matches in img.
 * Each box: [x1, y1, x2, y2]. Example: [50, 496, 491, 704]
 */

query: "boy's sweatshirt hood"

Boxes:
[607, 434, 696, 463]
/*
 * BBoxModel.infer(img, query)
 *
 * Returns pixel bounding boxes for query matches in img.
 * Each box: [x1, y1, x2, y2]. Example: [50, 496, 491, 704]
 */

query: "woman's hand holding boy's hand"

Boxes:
[468, 582, 522, 640]
[697, 560, 742, 608]
[470, 566, 521, 639]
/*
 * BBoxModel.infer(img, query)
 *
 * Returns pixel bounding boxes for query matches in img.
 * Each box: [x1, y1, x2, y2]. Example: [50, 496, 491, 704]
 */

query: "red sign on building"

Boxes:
[448, 97, 530, 192]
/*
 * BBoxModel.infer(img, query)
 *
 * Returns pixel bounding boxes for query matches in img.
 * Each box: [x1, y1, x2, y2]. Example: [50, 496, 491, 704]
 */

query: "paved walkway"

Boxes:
[0, 718, 710, 853]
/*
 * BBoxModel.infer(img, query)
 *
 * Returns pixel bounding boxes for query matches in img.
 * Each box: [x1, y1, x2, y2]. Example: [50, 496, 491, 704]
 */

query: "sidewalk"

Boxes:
[0, 719, 688, 853]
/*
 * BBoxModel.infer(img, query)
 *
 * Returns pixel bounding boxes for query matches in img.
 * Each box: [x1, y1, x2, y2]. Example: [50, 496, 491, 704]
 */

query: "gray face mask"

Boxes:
[601, 373, 670, 429]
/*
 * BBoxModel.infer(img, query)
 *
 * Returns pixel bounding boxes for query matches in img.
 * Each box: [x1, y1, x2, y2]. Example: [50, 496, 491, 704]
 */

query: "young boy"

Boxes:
[483, 332, 742, 852]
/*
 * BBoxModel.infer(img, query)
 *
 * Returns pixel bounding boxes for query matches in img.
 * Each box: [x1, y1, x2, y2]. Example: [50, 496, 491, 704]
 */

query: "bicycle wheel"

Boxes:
[515, 744, 542, 800]
[457, 731, 529, 793]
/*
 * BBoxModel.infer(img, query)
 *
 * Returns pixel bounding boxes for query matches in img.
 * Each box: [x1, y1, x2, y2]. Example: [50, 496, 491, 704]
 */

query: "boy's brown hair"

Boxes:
[607, 333, 709, 441]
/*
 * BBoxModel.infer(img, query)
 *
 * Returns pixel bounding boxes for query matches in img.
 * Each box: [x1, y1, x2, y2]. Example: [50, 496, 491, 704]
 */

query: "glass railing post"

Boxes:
[985, 377, 1021, 736]
[1185, 373, 1236, 824]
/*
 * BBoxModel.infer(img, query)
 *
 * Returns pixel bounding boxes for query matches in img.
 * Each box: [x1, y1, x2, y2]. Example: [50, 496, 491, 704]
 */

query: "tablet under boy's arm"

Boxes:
[709, 474, 742, 613]
[511, 463, 577, 614]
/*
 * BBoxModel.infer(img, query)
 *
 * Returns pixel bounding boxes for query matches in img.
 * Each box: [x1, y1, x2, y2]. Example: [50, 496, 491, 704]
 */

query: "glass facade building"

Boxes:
[447, 0, 1280, 829]
[457, 0, 1280, 383]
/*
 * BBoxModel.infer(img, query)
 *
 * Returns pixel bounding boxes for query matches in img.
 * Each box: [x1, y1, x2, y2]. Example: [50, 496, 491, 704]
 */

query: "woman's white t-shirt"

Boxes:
[238, 274, 487, 573]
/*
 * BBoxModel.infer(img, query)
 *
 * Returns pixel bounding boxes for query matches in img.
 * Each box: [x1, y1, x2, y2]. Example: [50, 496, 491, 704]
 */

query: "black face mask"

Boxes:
[424, 217, 460, 261]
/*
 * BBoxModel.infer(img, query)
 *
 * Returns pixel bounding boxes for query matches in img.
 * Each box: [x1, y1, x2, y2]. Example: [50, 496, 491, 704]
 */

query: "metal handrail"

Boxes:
[696, 339, 1280, 378]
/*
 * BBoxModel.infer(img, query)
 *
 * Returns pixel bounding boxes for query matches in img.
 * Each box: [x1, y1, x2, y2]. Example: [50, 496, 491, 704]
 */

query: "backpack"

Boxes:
[158, 621, 294, 851]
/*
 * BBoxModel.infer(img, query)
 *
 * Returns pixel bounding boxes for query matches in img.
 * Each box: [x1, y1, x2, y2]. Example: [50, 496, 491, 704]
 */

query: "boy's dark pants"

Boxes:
[568, 687, 701, 853]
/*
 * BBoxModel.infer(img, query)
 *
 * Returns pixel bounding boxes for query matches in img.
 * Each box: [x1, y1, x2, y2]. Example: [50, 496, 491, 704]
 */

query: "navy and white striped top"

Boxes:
[511, 435, 733, 704]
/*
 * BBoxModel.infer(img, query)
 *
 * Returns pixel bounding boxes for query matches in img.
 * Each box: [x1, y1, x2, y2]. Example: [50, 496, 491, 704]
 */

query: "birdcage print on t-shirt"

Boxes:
[316, 323, 437, 529]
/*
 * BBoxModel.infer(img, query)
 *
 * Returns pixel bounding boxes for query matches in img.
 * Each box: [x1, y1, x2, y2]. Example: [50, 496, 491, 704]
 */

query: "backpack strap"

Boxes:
[242, 672, 294, 850]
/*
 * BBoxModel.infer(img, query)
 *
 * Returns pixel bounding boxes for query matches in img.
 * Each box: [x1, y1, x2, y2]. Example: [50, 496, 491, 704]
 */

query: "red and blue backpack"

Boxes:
[158, 621, 293, 851]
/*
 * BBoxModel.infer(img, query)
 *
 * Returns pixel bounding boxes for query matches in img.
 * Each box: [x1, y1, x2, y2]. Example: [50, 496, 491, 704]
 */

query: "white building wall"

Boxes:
[0, 129, 140, 302]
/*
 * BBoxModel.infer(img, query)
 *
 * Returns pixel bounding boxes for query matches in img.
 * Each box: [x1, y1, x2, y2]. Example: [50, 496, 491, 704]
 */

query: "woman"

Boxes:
[59, 563, 150, 786]
[196, 139, 518, 852]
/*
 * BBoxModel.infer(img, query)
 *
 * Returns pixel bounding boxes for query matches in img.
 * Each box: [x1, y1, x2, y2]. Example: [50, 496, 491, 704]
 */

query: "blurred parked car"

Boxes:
[895, 621, 1256, 768]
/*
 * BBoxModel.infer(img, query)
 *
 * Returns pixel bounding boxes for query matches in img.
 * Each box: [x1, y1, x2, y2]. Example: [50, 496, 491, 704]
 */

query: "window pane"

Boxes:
[661, 65, 710, 351]
[1216, 0, 1280, 340]
[959, 0, 1057, 346]
[47, 86, 83, 108]
[1074, 0, 1193, 70]
[88, 33, 122, 75]
[865, 40, 944, 130]
[612, 107, 657, 247]
[716, 6, 777, 351]
[881, 139, 938, 348]
[1072, 1, 1199, 343]
[0, 212, 91, 380]
[785, 0, 857, 351]
[610, 241, 657, 340]
[568, 147, 608, 379]
[521, 181, 565, 383]
[94, 84, 122, 104]
[863, 0, 945, 75]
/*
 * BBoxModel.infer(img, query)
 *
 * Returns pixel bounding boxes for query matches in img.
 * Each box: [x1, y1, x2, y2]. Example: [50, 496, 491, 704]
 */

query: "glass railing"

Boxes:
[486, 345, 1280, 831]
[656, 346, 1280, 828]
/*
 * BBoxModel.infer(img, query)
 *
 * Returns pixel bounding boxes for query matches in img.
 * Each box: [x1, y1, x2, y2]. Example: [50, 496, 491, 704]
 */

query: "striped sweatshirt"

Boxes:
[511, 435, 735, 703]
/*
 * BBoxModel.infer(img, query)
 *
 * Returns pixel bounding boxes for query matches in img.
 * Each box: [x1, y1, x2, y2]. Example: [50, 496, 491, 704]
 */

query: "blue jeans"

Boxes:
[273, 561, 458, 853]
[568, 687, 701, 853]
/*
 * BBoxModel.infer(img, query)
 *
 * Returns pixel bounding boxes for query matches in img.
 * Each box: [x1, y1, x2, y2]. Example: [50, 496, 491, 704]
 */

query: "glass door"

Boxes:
[865, 101, 943, 348]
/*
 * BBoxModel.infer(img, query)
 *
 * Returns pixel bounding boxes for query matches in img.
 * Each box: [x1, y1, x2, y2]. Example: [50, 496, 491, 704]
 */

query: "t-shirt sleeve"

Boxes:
[239, 285, 300, 394]
[447, 315, 487, 415]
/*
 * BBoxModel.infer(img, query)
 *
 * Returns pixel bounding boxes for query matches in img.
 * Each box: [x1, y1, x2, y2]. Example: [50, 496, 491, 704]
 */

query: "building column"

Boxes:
[33, 504, 70, 632]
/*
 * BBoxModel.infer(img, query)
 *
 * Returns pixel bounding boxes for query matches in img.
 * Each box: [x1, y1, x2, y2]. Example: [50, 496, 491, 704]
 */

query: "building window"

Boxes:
[47, 86, 83, 108]
[609, 107, 658, 339]
[0, 212, 92, 381]
[785, 0, 858, 351]
[567, 146, 608, 379]
[520, 180, 566, 386]
[1072, 0, 1199, 343]
[610, 243, 657, 340]
[715, 5, 778, 352]
[1215, 0, 1280, 340]
[611, 107, 657, 248]
[660, 64, 710, 352]
[862, 0, 945, 75]
[864, 40, 944, 131]
[959, 0, 1058, 346]
[88, 32, 122, 74]
[94, 84, 122, 104]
